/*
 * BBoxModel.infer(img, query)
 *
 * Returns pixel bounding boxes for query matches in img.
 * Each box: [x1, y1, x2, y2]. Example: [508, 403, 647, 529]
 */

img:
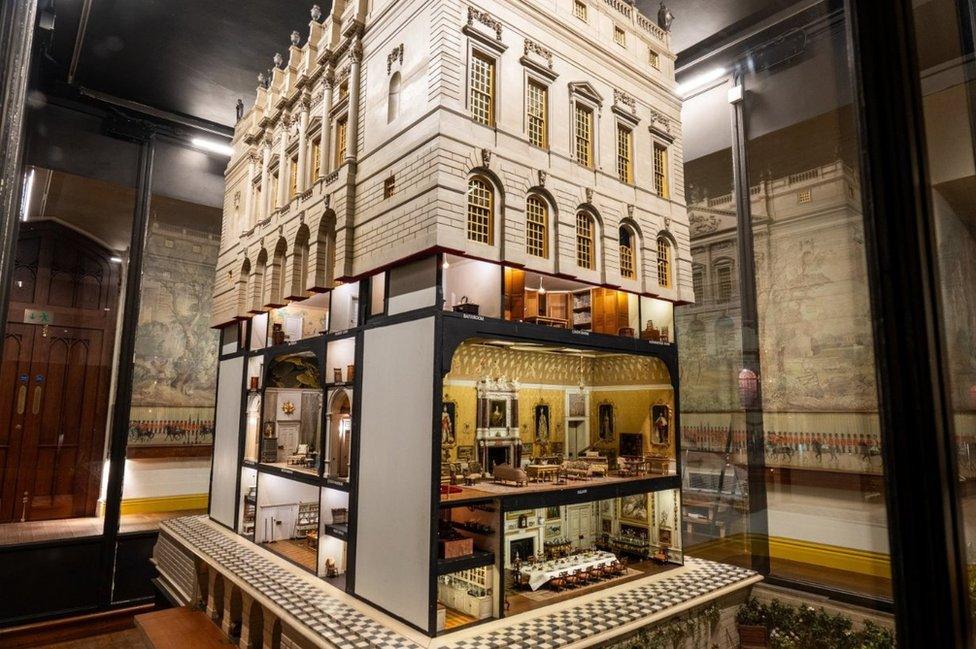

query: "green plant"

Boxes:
[737, 598, 895, 649]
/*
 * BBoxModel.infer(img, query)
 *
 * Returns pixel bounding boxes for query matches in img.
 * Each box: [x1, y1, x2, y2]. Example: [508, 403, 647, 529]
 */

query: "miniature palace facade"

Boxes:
[152, 0, 760, 644]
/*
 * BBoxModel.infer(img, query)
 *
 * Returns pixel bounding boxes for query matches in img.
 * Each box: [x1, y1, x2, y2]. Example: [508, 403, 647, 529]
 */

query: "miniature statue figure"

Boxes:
[441, 404, 455, 446]
[654, 410, 669, 445]
[273, 52, 284, 69]
[235, 98, 244, 121]
[290, 30, 301, 46]
[657, 1, 674, 32]
[311, 4, 322, 22]
[257, 71, 266, 88]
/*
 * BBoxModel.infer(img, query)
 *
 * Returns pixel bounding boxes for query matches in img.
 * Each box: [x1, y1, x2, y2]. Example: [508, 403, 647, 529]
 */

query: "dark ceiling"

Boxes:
[37, 0, 790, 130]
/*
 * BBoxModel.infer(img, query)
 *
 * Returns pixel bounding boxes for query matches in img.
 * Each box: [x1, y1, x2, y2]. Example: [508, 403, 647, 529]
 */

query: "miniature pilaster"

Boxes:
[297, 100, 309, 193]
[320, 68, 334, 175]
[244, 153, 257, 229]
[345, 38, 363, 164]
[276, 127, 288, 209]
[260, 142, 271, 221]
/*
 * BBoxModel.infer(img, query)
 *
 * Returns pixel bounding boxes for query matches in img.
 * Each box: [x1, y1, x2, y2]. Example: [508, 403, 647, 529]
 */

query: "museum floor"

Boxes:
[0, 510, 206, 546]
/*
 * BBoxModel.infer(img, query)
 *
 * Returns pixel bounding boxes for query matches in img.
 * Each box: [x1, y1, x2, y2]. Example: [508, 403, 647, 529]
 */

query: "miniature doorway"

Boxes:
[327, 389, 352, 479]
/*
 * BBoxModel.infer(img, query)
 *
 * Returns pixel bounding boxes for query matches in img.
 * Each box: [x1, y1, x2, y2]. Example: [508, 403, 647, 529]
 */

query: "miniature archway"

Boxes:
[249, 249, 267, 313]
[286, 223, 310, 300]
[264, 237, 288, 308]
[246, 600, 265, 649]
[388, 71, 401, 122]
[238, 258, 251, 317]
[309, 211, 336, 291]
[328, 388, 352, 479]
[228, 586, 244, 639]
[211, 573, 225, 624]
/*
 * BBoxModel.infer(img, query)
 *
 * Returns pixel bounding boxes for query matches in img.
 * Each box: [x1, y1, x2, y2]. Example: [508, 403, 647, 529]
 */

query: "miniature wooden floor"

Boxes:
[440, 472, 676, 505]
[262, 538, 318, 572]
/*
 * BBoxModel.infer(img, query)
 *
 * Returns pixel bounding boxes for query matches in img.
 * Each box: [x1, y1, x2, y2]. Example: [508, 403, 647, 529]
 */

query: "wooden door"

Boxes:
[0, 324, 35, 521]
[503, 268, 525, 320]
[0, 221, 119, 522]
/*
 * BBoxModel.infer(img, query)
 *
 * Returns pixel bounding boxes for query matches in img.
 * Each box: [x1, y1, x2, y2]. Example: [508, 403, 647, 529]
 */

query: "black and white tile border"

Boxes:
[162, 516, 757, 649]
[163, 515, 422, 649]
[443, 558, 756, 649]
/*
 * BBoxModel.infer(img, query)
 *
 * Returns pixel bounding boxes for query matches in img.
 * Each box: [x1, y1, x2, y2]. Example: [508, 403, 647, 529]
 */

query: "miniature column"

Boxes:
[259, 142, 271, 220]
[346, 37, 363, 164]
[297, 100, 309, 193]
[320, 68, 334, 174]
[276, 125, 288, 209]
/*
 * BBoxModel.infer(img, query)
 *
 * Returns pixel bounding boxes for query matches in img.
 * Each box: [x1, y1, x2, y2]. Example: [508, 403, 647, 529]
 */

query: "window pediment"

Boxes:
[569, 81, 603, 107]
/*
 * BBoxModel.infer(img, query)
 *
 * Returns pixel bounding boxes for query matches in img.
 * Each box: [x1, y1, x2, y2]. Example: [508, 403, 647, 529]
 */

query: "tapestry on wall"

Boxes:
[127, 222, 219, 454]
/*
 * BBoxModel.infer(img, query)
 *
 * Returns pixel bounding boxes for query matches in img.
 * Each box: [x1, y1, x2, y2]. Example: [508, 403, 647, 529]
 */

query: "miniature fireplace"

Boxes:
[475, 377, 522, 471]
[509, 537, 535, 563]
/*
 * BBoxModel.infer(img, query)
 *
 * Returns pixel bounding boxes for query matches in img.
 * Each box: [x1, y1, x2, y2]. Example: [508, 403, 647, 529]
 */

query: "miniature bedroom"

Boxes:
[439, 340, 676, 503]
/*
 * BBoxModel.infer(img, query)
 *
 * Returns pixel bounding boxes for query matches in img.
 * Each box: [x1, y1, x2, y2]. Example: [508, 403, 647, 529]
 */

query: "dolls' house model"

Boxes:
[153, 0, 759, 645]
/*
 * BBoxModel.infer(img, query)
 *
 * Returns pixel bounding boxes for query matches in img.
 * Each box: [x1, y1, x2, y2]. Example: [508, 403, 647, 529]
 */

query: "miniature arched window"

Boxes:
[656, 235, 672, 289]
[618, 225, 637, 279]
[250, 249, 268, 312]
[387, 72, 401, 123]
[525, 194, 549, 258]
[467, 176, 494, 245]
[576, 211, 596, 270]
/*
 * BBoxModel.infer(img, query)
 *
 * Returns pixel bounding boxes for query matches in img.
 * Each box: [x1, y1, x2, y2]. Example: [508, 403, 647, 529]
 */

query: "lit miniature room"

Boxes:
[439, 340, 676, 503]
[259, 352, 324, 475]
[436, 501, 501, 632]
[502, 490, 682, 616]
[324, 338, 355, 482]
[238, 466, 257, 540]
[266, 292, 331, 345]
[254, 473, 320, 572]
[316, 487, 350, 589]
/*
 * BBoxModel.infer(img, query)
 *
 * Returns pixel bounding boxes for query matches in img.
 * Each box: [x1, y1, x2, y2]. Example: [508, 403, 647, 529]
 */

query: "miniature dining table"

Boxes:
[518, 550, 618, 590]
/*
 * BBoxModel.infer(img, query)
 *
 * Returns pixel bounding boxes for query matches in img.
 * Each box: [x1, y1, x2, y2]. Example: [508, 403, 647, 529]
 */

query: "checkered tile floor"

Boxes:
[162, 516, 757, 649]
[443, 559, 756, 649]
[163, 516, 422, 649]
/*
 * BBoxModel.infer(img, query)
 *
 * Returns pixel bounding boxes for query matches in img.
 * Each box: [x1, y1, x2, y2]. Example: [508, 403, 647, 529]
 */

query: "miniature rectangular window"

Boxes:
[614, 26, 626, 47]
[470, 51, 495, 126]
[577, 213, 594, 270]
[616, 125, 633, 184]
[527, 81, 548, 148]
[656, 237, 672, 288]
[289, 155, 298, 196]
[619, 241, 635, 279]
[311, 138, 321, 178]
[339, 80, 349, 99]
[573, 0, 587, 22]
[649, 49, 660, 69]
[525, 195, 548, 258]
[692, 265, 704, 300]
[270, 172, 279, 210]
[467, 177, 494, 244]
[574, 104, 593, 167]
[384, 176, 396, 199]
[653, 142, 669, 198]
[717, 263, 733, 301]
[334, 117, 348, 167]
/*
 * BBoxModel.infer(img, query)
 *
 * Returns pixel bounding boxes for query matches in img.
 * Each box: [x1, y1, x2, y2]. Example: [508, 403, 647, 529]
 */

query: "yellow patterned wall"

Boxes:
[442, 342, 674, 462]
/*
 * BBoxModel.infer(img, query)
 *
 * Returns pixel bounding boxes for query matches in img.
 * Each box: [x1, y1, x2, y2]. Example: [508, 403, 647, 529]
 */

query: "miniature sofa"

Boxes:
[492, 463, 529, 486]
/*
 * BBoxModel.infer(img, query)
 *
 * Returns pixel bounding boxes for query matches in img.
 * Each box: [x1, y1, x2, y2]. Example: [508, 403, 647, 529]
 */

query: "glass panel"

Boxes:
[742, 9, 889, 599]
[911, 0, 976, 638]
[0, 104, 137, 546]
[676, 78, 751, 570]
[120, 140, 222, 536]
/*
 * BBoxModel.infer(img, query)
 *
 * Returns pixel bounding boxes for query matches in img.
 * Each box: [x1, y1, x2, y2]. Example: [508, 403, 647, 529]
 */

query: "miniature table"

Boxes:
[526, 464, 561, 482]
[518, 550, 618, 590]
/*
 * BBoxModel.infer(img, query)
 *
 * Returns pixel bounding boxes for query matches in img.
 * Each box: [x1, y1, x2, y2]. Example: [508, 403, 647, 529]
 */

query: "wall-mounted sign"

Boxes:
[24, 309, 53, 325]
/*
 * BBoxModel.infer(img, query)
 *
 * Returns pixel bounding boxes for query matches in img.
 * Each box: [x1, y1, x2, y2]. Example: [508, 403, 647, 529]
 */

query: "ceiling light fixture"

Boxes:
[676, 66, 727, 98]
[537, 275, 546, 295]
[20, 168, 34, 221]
[110, 256, 123, 263]
[191, 137, 234, 157]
